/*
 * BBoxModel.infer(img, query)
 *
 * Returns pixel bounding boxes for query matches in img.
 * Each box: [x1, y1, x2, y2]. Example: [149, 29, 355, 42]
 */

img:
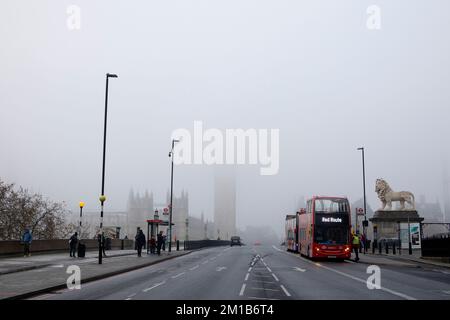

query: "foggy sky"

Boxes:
[1, 0, 450, 236]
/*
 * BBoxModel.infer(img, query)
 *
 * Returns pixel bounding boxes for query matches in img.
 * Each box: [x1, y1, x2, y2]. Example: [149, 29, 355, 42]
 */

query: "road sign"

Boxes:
[357, 208, 364, 215]
[163, 207, 169, 215]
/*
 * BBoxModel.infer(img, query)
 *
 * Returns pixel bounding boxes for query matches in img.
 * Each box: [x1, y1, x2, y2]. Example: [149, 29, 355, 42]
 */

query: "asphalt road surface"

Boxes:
[32, 245, 450, 300]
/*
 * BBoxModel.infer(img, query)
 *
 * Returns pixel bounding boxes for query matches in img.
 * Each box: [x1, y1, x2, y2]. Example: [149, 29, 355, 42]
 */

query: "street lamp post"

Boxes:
[357, 147, 368, 254]
[168, 139, 180, 253]
[99, 73, 118, 265]
[79, 201, 85, 237]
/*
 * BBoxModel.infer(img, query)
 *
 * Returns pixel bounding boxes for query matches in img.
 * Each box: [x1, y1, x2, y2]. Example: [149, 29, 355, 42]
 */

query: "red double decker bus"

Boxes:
[289, 196, 352, 259]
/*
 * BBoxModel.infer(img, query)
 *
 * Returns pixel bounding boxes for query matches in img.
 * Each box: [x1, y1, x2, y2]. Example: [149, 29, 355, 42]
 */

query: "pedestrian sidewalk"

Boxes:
[0, 249, 136, 275]
[0, 250, 190, 299]
[352, 249, 450, 269]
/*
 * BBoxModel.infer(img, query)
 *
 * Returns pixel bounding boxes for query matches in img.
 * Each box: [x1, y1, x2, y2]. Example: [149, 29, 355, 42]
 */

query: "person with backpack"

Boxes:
[21, 229, 32, 257]
[69, 232, 79, 257]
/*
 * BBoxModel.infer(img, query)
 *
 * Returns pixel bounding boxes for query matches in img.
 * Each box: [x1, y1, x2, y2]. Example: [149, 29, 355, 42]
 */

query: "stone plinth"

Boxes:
[370, 210, 424, 248]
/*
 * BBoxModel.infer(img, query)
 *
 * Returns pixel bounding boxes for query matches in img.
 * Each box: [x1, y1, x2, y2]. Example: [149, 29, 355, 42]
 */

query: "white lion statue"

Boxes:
[375, 179, 415, 211]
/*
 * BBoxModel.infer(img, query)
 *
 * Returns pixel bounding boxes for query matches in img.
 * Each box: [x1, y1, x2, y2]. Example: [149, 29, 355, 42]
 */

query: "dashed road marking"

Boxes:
[202, 260, 209, 264]
[189, 265, 199, 271]
[245, 273, 249, 281]
[171, 272, 185, 279]
[143, 281, 165, 292]
[250, 287, 280, 292]
[280, 285, 291, 297]
[248, 267, 252, 272]
[271, 273, 279, 282]
[239, 284, 246, 296]
[247, 296, 280, 300]
[293, 267, 306, 272]
[266, 266, 272, 273]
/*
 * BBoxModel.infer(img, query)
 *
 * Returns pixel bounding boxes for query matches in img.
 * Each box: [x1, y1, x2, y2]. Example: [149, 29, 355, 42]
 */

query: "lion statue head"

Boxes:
[375, 178, 391, 201]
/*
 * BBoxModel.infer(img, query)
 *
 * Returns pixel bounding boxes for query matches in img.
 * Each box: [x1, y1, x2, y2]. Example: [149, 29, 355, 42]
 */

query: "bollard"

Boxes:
[385, 242, 389, 254]
[379, 241, 382, 254]
[177, 240, 180, 251]
[121, 239, 124, 250]
[393, 243, 396, 255]
[372, 241, 376, 254]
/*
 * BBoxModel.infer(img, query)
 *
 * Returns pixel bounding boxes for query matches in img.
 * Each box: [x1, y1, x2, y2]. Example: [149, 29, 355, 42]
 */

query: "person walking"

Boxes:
[352, 233, 360, 262]
[157, 231, 164, 256]
[69, 232, 78, 257]
[135, 229, 146, 257]
[21, 229, 32, 257]
[360, 233, 366, 253]
[162, 234, 167, 251]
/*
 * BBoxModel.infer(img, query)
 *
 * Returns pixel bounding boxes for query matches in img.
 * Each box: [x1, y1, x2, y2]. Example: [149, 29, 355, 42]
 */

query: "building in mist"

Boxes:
[126, 190, 154, 237]
[417, 195, 444, 223]
[442, 162, 450, 223]
[214, 168, 236, 240]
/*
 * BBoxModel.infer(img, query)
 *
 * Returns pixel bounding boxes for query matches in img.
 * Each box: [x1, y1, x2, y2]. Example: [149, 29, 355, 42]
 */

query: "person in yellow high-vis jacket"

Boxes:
[352, 233, 360, 262]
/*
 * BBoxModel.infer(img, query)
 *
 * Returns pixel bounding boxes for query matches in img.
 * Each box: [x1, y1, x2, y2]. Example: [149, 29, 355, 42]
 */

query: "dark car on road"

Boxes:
[230, 236, 242, 246]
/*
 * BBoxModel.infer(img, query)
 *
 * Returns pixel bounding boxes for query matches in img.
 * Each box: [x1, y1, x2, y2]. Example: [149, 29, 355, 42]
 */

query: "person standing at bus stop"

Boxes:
[352, 233, 360, 262]
[157, 231, 164, 256]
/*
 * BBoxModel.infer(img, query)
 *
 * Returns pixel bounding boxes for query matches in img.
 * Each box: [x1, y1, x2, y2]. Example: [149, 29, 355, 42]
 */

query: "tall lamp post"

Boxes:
[99, 73, 118, 264]
[357, 147, 368, 253]
[168, 139, 180, 252]
[79, 201, 85, 237]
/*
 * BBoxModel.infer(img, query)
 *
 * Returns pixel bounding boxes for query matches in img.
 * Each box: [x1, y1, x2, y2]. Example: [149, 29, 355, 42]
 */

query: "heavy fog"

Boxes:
[1, 1, 450, 238]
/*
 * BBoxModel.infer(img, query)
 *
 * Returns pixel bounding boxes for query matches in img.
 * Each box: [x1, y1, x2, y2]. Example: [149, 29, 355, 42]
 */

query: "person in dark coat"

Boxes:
[69, 232, 78, 257]
[157, 231, 164, 256]
[21, 229, 33, 257]
[150, 235, 156, 254]
[135, 230, 146, 257]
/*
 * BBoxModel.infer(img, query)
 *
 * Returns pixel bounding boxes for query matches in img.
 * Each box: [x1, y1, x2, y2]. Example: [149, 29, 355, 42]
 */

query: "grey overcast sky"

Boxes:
[1, 1, 450, 235]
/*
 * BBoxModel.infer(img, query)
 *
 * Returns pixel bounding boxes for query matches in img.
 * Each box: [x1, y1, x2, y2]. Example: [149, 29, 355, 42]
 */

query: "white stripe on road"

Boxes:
[172, 272, 185, 279]
[247, 296, 280, 300]
[298, 256, 417, 300]
[245, 273, 249, 281]
[271, 273, 279, 282]
[248, 267, 252, 272]
[266, 266, 272, 272]
[272, 245, 283, 252]
[202, 260, 209, 264]
[250, 287, 280, 292]
[239, 284, 246, 296]
[189, 265, 199, 271]
[143, 281, 165, 292]
[280, 285, 291, 297]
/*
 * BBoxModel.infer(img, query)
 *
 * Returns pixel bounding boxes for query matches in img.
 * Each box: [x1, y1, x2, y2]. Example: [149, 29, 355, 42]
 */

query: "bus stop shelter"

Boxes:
[146, 219, 173, 254]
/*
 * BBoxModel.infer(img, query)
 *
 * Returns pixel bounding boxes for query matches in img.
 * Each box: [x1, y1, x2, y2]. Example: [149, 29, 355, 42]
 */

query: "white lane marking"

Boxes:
[216, 266, 227, 272]
[248, 267, 252, 272]
[127, 293, 137, 298]
[266, 266, 272, 273]
[262, 262, 267, 267]
[245, 273, 249, 281]
[249, 280, 277, 284]
[171, 272, 185, 279]
[250, 287, 280, 291]
[251, 262, 255, 266]
[297, 256, 417, 300]
[125, 298, 132, 300]
[202, 260, 209, 264]
[239, 283, 246, 296]
[51, 265, 64, 268]
[272, 245, 283, 252]
[345, 260, 356, 264]
[189, 265, 199, 271]
[280, 285, 291, 297]
[271, 273, 279, 281]
[143, 281, 166, 292]
[247, 296, 280, 300]
[294, 267, 306, 272]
